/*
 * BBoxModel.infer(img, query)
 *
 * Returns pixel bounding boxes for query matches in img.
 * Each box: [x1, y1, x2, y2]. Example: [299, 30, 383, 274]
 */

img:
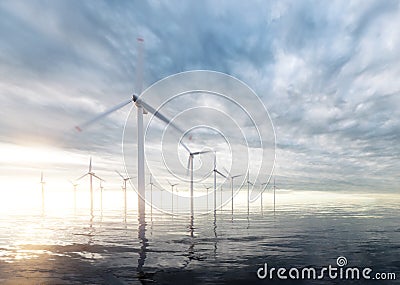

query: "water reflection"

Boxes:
[182, 216, 196, 269]
[188, 216, 195, 263]
[137, 201, 148, 280]
[213, 210, 218, 258]
[88, 214, 95, 246]
[0, 192, 399, 284]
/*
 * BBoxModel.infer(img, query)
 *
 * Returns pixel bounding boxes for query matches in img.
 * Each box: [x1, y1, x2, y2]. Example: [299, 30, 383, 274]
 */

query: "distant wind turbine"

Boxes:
[69, 180, 78, 212]
[213, 152, 226, 213]
[116, 170, 132, 216]
[220, 185, 223, 212]
[273, 177, 279, 215]
[167, 180, 178, 213]
[99, 180, 104, 213]
[181, 144, 212, 219]
[149, 174, 154, 218]
[246, 171, 254, 216]
[223, 167, 243, 216]
[76, 157, 104, 214]
[203, 185, 212, 212]
[260, 181, 269, 216]
[40, 172, 45, 214]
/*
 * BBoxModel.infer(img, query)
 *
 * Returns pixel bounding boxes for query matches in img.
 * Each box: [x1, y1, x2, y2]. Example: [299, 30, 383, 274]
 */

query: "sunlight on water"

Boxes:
[0, 189, 399, 284]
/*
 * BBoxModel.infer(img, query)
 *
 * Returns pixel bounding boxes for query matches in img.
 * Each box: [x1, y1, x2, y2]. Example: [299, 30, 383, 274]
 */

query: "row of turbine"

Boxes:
[38, 157, 278, 216]
[73, 38, 276, 219]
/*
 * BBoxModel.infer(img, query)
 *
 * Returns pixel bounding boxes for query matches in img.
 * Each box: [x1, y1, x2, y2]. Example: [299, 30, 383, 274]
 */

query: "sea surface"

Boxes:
[0, 190, 399, 284]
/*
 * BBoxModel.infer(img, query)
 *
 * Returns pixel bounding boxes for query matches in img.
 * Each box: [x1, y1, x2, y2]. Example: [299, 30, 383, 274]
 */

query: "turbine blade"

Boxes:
[215, 169, 226, 178]
[213, 152, 216, 170]
[179, 139, 191, 154]
[92, 174, 105, 182]
[135, 96, 185, 133]
[132, 93, 190, 152]
[192, 150, 212, 155]
[76, 173, 89, 181]
[186, 156, 191, 176]
[232, 174, 243, 178]
[134, 38, 144, 95]
[75, 99, 132, 132]
[222, 166, 230, 176]
[89, 157, 92, 172]
[115, 170, 125, 180]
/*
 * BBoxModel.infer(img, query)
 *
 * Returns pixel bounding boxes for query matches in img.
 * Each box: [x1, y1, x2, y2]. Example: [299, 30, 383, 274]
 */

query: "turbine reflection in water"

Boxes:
[137, 200, 148, 279]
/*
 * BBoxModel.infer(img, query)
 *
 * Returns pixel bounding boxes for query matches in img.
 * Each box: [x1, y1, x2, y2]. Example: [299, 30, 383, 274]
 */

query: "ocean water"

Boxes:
[0, 190, 399, 284]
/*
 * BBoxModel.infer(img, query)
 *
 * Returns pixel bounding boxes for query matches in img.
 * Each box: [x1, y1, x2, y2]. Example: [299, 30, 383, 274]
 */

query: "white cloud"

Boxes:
[0, 0, 399, 192]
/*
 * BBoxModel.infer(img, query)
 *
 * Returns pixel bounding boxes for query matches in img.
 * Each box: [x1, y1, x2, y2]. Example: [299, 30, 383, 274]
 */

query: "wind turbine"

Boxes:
[203, 185, 212, 212]
[223, 167, 243, 217]
[76, 38, 185, 215]
[174, 185, 180, 213]
[149, 174, 154, 218]
[116, 170, 132, 216]
[246, 171, 254, 216]
[167, 180, 178, 213]
[69, 180, 78, 212]
[40, 172, 45, 214]
[181, 144, 212, 219]
[260, 181, 269, 216]
[76, 157, 104, 214]
[151, 182, 164, 209]
[213, 152, 226, 213]
[99, 180, 104, 213]
[272, 177, 279, 215]
[220, 185, 223, 212]
[160, 186, 163, 209]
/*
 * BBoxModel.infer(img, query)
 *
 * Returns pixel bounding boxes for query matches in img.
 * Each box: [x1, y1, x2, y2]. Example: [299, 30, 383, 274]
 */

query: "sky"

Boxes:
[0, 0, 399, 196]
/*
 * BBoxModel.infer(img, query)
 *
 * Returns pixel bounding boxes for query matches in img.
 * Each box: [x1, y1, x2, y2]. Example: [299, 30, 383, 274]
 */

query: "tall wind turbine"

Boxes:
[167, 180, 178, 213]
[181, 144, 211, 219]
[76, 157, 104, 214]
[76, 38, 185, 216]
[116, 170, 131, 215]
[40, 172, 45, 214]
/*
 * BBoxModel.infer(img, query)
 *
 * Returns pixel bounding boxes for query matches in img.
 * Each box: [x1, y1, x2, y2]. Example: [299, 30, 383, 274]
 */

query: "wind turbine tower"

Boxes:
[40, 172, 45, 214]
